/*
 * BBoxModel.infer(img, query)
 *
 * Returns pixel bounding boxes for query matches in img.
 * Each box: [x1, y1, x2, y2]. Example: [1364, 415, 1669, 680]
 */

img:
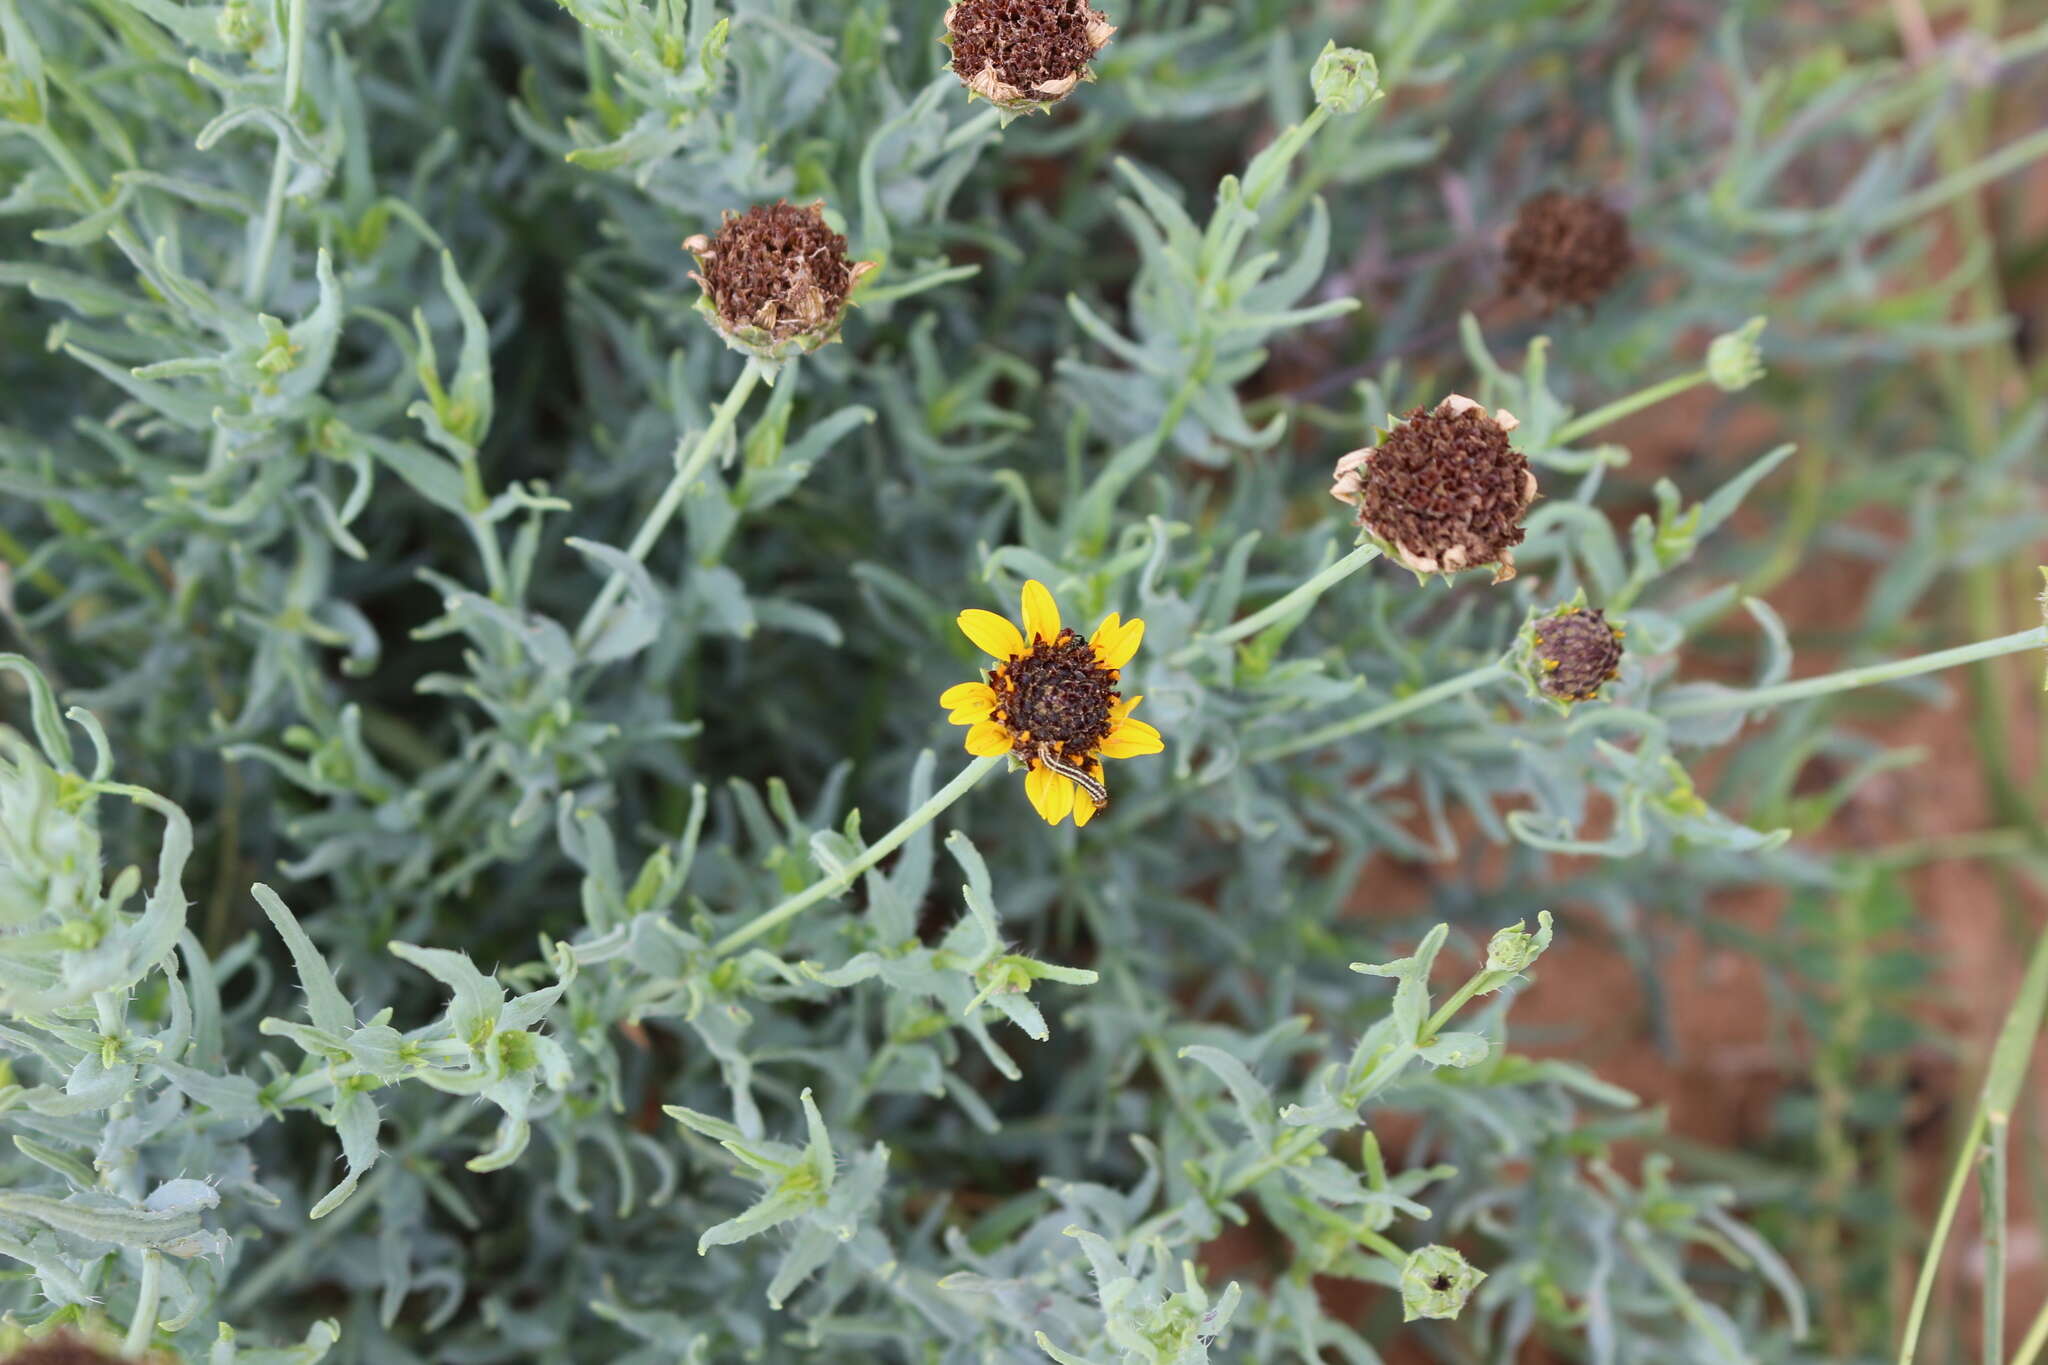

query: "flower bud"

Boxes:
[1400, 1244, 1485, 1321]
[1485, 910, 1553, 978]
[1311, 42, 1382, 115]
[1707, 316, 1767, 392]
[1518, 603, 1626, 706]
[683, 201, 876, 368]
[942, 0, 1116, 120]
[1502, 190, 1633, 312]
[1330, 395, 1536, 584]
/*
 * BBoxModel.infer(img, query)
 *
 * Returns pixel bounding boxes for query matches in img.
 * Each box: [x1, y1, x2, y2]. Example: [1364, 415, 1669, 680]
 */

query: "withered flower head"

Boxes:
[1502, 190, 1633, 312]
[683, 201, 876, 367]
[0, 1332, 131, 1365]
[1329, 395, 1537, 584]
[1520, 603, 1626, 707]
[942, 0, 1116, 119]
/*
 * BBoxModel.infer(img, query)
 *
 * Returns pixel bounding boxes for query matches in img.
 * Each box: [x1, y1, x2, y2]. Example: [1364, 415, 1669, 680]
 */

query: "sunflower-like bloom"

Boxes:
[942, 580, 1162, 827]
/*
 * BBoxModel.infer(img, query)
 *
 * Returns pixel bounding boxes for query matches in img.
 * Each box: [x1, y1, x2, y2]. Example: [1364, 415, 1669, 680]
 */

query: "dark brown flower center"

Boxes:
[1503, 190, 1633, 310]
[694, 201, 853, 340]
[1359, 405, 1531, 568]
[1533, 608, 1625, 702]
[948, 0, 1100, 91]
[990, 628, 1118, 761]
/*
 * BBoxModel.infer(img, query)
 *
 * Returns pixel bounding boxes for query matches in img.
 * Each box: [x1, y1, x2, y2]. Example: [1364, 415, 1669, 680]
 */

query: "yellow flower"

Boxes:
[941, 580, 1163, 827]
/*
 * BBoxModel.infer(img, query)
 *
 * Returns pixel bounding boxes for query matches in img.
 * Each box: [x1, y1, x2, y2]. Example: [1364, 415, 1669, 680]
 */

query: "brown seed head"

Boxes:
[944, 0, 1115, 113]
[1331, 395, 1536, 583]
[682, 202, 873, 359]
[989, 627, 1120, 766]
[1531, 607, 1626, 703]
[1503, 190, 1633, 311]
[1, 1335, 131, 1365]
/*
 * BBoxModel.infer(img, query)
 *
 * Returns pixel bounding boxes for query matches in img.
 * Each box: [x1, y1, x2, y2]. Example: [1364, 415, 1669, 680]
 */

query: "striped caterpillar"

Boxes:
[1035, 743, 1108, 810]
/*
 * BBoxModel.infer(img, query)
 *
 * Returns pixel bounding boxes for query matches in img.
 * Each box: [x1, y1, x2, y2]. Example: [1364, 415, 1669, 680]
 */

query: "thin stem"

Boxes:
[243, 0, 309, 305]
[574, 362, 763, 652]
[29, 126, 100, 204]
[1552, 368, 1711, 446]
[1981, 1117, 2008, 1365]
[712, 753, 1002, 957]
[938, 105, 1003, 155]
[1875, 122, 2048, 235]
[1660, 626, 2045, 719]
[125, 1251, 162, 1356]
[1247, 661, 1511, 764]
[1898, 915, 2048, 1364]
[1170, 543, 1383, 664]
[2016, 1297, 2048, 1365]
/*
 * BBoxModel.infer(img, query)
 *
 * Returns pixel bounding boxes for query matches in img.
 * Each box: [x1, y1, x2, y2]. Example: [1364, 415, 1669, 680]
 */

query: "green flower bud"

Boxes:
[1485, 910, 1553, 978]
[1401, 1244, 1486, 1322]
[1312, 43, 1382, 115]
[1708, 316, 1767, 392]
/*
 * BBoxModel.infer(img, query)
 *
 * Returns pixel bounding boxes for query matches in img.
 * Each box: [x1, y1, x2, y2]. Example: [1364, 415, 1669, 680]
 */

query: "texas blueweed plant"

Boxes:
[2, 0, 2046, 1361]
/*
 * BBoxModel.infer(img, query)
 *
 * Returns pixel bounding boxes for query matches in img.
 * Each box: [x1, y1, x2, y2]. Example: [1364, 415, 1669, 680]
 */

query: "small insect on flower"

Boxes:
[1329, 395, 1537, 584]
[942, 0, 1116, 119]
[1518, 602, 1627, 707]
[942, 580, 1163, 827]
[1502, 189, 1634, 312]
[683, 201, 878, 367]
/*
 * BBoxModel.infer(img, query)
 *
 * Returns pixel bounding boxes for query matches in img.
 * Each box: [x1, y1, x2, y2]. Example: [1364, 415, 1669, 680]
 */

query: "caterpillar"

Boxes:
[1036, 743, 1109, 810]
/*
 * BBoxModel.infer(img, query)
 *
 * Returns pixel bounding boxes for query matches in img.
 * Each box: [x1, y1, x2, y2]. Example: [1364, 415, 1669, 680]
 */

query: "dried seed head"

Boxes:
[1522, 605, 1626, 706]
[0, 1333, 132, 1365]
[683, 201, 876, 366]
[1330, 395, 1536, 583]
[1502, 190, 1633, 312]
[943, 0, 1116, 118]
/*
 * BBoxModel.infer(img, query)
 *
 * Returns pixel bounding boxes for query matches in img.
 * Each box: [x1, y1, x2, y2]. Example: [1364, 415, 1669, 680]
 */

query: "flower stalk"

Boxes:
[574, 361, 764, 653]
[711, 753, 1004, 956]
[1660, 626, 2047, 719]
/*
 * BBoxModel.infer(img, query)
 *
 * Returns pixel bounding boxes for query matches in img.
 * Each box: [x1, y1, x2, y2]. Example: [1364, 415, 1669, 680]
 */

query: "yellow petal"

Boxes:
[940, 681, 997, 724]
[1099, 717, 1164, 759]
[1093, 615, 1145, 669]
[1025, 764, 1075, 826]
[1089, 612, 1123, 651]
[1111, 693, 1144, 721]
[957, 609, 1025, 661]
[1020, 580, 1062, 646]
[1072, 769, 1103, 828]
[964, 721, 1014, 756]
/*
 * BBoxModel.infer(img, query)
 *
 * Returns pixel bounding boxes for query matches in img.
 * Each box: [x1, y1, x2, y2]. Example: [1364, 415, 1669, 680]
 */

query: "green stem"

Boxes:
[1660, 627, 2045, 719]
[1982, 1117, 2009, 1365]
[711, 753, 1002, 957]
[574, 362, 762, 652]
[242, 0, 309, 305]
[124, 1250, 162, 1356]
[1875, 122, 2048, 235]
[1898, 914, 2048, 1364]
[1170, 543, 1383, 664]
[1552, 368, 1711, 446]
[1247, 661, 1511, 764]
[2015, 1298, 2048, 1365]
[938, 105, 1003, 155]
[29, 126, 100, 204]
